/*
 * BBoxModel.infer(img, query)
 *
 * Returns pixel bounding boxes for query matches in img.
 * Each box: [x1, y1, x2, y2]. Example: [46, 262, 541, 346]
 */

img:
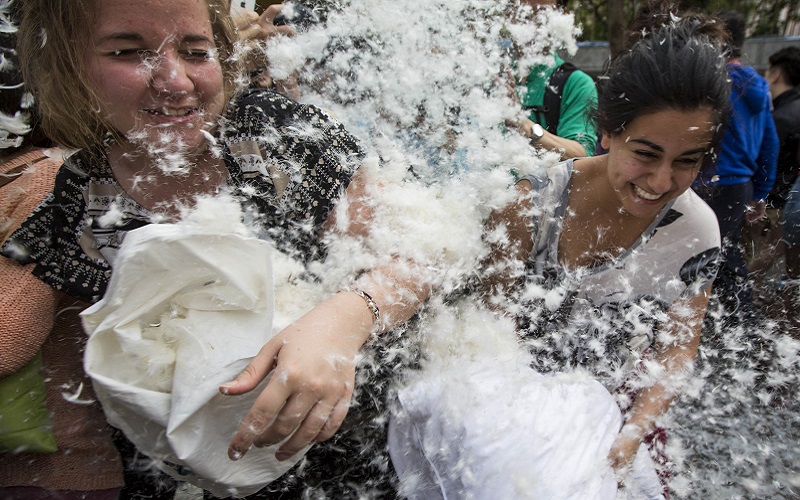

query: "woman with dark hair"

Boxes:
[391, 13, 729, 499]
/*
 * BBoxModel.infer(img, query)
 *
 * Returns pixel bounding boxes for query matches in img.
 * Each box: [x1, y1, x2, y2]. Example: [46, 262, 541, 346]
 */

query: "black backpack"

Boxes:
[523, 62, 578, 134]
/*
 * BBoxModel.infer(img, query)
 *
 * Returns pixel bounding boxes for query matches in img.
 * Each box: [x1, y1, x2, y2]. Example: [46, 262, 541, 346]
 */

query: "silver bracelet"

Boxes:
[347, 288, 383, 333]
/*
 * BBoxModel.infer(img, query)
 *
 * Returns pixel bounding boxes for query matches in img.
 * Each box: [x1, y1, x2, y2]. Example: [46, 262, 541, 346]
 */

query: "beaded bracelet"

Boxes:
[347, 288, 383, 333]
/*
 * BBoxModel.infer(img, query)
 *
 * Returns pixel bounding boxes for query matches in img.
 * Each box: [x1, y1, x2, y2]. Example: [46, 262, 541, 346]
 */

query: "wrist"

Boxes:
[619, 420, 651, 443]
[528, 122, 544, 144]
[342, 288, 384, 335]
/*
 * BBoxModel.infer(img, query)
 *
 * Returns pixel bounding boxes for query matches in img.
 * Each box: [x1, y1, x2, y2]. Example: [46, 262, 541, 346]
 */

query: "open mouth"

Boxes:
[632, 184, 664, 202]
[143, 107, 197, 117]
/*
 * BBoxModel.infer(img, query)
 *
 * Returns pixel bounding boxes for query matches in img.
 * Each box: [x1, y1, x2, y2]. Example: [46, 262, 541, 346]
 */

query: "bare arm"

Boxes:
[479, 180, 534, 307]
[519, 118, 588, 161]
[608, 287, 710, 473]
[222, 169, 432, 461]
[502, 70, 592, 161]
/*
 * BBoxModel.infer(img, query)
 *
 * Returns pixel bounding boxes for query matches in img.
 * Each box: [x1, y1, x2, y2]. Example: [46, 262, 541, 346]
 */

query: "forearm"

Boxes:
[612, 289, 707, 469]
[753, 119, 779, 200]
[609, 380, 677, 472]
[617, 331, 697, 436]
[536, 130, 589, 160]
[620, 382, 675, 446]
[517, 118, 588, 160]
[623, 304, 702, 439]
[299, 260, 432, 356]
[352, 258, 432, 333]
[478, 181, 534, 308]
[611, 352, 693, 472]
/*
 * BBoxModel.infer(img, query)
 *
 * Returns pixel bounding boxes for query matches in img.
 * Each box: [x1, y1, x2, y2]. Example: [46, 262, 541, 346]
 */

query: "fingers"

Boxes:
[252, 390, 316, 449]
[227, 368, 354, 461]
[271, 390, 352, 460]
[745, 211, 765, 226]
[219, 338, 282, 396]
[258, 4, 297, 38]
[233, 10, 259, 30]
[274, 75, 301, 100]
[253, 71, 274, 89]
[313, 396, 350, 443]
[259, 4, 284, 24]
[227, 372, 293, 460]
[236, 5, 295, 42]
[237, 23, 265, 42]
[273, 384, 353, 460]
[273, 400, 335, 461]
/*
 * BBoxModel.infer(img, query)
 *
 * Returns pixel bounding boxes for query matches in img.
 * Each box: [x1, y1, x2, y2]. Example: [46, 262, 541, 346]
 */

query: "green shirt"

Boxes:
[517, 54, 598, 156]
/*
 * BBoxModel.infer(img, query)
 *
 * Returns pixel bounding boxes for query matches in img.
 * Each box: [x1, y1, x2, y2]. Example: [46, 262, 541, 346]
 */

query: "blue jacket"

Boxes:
[702, 63, 779, 200]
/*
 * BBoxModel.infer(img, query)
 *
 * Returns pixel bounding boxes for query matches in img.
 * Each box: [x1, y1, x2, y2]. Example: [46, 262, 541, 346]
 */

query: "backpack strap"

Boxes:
[541, 62, 578, 134]
[524, 62, 580, 133]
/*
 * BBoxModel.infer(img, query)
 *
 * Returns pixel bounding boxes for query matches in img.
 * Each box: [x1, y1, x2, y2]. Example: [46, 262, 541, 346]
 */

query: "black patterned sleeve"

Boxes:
[223, 89, 364, 259]
[0, 162, 111, 303]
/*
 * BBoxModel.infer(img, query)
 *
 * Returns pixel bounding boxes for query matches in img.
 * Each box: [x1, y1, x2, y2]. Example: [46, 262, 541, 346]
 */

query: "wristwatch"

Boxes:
[529, 122, 545, 144]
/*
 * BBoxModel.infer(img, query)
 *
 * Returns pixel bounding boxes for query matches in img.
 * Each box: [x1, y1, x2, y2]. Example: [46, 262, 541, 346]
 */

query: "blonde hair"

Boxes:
[18, 0, 240, 152]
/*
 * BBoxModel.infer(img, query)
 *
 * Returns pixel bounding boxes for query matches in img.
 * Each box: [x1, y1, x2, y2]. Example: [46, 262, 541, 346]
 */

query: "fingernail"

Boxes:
[275, 451, 290, 461]
[229, 449, 244, 461]
[219, 382, 234, 394]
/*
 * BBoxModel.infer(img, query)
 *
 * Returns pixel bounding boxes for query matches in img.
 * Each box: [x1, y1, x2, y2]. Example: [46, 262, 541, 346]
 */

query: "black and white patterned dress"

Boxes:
[1, 89, 363, 304]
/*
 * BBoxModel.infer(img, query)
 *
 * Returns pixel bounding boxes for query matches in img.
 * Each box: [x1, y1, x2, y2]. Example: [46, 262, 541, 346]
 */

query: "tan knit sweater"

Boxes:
[0, 149, 124, 490]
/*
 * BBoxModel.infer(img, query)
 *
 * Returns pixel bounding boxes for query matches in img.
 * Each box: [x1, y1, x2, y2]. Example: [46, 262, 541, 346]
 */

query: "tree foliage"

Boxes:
[564, 0, 800, 44]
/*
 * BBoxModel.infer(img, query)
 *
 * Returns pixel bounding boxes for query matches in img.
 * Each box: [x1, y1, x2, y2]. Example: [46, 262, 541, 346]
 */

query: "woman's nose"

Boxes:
[649, 163, 673, 193]
[150, 52, 193, 95]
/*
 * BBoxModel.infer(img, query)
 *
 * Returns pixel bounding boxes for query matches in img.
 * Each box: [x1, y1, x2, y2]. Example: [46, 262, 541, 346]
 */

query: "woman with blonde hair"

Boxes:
[2, 0, 429, 496]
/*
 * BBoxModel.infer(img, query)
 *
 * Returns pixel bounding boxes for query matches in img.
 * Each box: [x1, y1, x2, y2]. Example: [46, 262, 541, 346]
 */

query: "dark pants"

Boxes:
[697, 182, 755, 323]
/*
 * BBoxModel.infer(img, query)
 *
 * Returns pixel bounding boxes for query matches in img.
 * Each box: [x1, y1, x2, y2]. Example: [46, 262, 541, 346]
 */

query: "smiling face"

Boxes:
[601, 107, 716, 220]
[85, 0, 226, 158]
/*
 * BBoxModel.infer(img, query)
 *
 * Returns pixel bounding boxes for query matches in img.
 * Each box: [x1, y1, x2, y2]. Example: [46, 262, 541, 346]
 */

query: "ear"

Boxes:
[765, 66, 781, 85]
[600, 131, 611, 150]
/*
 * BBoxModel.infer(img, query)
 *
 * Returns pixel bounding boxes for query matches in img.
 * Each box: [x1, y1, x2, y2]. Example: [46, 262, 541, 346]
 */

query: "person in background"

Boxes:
[506, 0, 598, 160]
[759, 46, 800, 332]
[693, 10, 779, 326]
[232, 2, 305, 99]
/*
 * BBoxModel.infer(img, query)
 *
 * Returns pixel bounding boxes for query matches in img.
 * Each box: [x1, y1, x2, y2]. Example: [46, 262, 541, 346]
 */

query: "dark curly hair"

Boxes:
[594, 14, 731, 170]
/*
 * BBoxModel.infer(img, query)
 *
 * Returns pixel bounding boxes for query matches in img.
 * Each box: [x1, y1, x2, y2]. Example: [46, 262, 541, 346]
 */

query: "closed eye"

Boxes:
[110, 48, 146, 57]
[181, 48, 212, 60]
[634, 150, 659, 160]
[674, 157, 701, 169]
[109, 48, 158, 62]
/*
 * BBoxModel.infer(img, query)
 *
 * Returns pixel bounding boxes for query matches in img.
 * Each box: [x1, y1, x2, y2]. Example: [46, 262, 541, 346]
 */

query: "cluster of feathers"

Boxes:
[2, 0, 798, 496]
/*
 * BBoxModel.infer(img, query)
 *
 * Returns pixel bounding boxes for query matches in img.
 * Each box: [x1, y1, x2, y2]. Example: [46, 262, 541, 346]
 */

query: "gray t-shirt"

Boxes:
[519, 159, 721, 391]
